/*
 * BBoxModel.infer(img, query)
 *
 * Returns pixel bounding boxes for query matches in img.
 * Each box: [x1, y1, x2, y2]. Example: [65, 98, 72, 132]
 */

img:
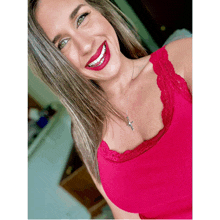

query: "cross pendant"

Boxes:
[126, 116, 134, 131]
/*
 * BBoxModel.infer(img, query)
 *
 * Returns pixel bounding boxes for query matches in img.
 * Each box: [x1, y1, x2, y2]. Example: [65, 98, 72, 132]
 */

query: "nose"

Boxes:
[73, 32, 93, 56]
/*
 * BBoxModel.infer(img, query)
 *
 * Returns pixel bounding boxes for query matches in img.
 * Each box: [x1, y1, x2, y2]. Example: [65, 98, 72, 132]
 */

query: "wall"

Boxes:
[28, 108, 91, 219]
[28, 66, 60, 107]
[114, 0, 159, 52]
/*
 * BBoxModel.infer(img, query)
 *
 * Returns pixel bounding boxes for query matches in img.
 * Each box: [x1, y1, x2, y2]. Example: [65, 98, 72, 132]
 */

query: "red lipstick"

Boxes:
[85, 41, 110, 71]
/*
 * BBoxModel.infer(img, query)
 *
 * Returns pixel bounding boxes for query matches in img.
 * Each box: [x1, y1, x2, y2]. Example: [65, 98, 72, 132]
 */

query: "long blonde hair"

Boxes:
[28, 0, 147, 183]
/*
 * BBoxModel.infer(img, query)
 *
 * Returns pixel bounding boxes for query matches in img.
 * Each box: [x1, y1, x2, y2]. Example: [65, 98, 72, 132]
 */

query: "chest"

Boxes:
[103, 72, 164, 153]
[98, 91, 192, 214]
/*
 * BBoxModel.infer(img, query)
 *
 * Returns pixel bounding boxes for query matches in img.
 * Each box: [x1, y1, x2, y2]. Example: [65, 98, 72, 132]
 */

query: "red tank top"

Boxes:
[97, 46, 192, 219]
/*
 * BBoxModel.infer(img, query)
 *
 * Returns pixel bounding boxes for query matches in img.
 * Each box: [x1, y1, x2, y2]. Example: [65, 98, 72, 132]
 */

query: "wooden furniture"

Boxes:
[28, 94, 43, 110]
[28, 94, 43, 120]
[59, 146, 107, 219]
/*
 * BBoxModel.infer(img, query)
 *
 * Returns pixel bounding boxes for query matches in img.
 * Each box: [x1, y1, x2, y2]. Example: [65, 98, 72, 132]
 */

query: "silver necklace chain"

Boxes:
[125, 61, 134, 131]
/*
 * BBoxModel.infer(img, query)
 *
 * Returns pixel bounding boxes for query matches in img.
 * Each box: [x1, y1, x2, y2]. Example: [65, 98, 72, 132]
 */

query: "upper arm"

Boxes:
[165, 37, 192, 93]
[89, 172, 140, 219]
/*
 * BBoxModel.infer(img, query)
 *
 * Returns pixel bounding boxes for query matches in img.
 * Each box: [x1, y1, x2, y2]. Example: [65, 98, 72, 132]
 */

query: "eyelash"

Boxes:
[58, 12, 90, 50]
[77, 12, 89, 27]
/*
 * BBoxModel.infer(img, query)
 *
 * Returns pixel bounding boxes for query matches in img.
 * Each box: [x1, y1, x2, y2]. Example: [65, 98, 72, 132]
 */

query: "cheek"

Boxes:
[104, 22, 120, 52]
[64, 41, 81, 62]
[65, 50, 80, 69]
[92, 15, 119, 44]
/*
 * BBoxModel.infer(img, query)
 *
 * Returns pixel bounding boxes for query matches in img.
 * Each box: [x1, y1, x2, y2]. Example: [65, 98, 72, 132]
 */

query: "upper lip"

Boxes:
[86, 41, 106, 67]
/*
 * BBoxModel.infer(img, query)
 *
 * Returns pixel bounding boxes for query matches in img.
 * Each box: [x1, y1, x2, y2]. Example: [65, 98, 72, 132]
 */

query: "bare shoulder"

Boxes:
[164, 37, 192, 68]
[165, 38, 192, 92]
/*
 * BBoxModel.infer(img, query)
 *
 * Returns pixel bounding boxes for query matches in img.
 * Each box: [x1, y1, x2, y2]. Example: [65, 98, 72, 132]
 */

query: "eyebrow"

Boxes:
[70, 4, 86, 20]
[52, 4, 86, 44]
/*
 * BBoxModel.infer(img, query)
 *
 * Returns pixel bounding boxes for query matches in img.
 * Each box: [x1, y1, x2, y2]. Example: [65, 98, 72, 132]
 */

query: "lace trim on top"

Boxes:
[99, 46, 191, 162]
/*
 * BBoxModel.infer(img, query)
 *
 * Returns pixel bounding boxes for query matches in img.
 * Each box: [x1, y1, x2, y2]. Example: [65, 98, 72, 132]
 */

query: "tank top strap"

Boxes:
[149, 46, 192, 103]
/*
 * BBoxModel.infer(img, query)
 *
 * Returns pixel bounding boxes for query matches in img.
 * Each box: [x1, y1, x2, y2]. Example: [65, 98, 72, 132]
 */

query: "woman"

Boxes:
[28, 0, 192, 219]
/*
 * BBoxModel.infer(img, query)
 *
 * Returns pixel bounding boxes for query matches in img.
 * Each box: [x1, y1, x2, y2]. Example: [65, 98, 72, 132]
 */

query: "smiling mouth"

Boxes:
[85, 41, 110, 71]
[87, 44, 106, 67]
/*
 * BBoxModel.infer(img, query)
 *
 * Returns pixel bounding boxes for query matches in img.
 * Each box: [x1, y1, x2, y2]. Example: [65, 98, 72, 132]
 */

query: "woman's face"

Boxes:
[36, 0, 123, 82]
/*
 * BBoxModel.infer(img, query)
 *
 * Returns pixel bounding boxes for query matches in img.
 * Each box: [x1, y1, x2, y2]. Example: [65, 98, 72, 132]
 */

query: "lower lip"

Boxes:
[85, 41, 110, 71]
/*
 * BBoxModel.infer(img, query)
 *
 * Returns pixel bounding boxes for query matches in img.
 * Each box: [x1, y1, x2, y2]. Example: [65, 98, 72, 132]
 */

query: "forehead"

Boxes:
[36, 0, 88, 19]
[35, 0, 89, 39]
[36, 0, 88, 13]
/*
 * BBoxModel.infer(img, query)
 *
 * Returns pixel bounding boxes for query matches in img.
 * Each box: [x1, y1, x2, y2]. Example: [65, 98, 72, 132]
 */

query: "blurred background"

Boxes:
[28, 0, 192, 219]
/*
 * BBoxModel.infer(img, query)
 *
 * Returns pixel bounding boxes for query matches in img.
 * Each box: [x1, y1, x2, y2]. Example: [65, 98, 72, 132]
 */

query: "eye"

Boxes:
[77, 12, 89, 27]
[58, 38, 69, 50]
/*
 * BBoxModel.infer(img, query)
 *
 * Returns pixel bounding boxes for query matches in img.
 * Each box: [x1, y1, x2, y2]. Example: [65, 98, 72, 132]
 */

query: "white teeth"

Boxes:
[98, 57, 105, 66]
[88, 44, 106, 67]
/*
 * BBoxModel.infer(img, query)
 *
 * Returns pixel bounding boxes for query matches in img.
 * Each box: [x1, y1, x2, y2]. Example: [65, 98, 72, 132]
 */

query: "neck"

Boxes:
[98, 56, 134, 101]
